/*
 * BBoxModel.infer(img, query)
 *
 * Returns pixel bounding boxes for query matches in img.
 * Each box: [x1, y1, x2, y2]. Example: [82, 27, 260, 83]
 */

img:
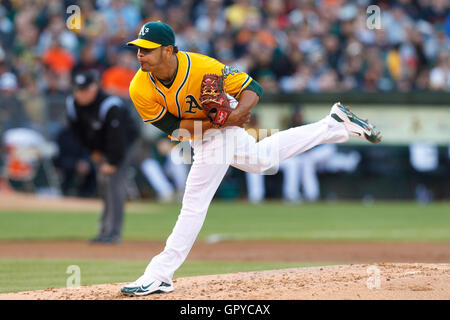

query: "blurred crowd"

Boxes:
[0, 0, 448, 105]
[0, 0, 449, 197]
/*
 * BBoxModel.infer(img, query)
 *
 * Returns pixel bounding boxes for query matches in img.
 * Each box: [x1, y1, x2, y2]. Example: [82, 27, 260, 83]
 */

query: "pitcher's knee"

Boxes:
[246, 162, 280, 174]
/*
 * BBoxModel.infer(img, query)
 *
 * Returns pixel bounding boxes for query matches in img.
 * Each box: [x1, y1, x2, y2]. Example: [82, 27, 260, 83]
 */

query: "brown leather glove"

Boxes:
[198, 73, 233, 127]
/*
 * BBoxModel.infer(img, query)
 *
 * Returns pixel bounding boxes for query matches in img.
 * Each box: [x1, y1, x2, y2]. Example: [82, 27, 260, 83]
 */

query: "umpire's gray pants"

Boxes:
[97, 143, 137, 239]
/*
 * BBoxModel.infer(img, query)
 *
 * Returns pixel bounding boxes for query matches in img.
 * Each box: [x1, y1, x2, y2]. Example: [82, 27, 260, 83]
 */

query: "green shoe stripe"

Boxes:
[338, 105, 371, 130]
[141, 281, 155, 290]
[330, 113, 344, 122]
[338, 104, 381, 144]
[349, 116, 369, 129]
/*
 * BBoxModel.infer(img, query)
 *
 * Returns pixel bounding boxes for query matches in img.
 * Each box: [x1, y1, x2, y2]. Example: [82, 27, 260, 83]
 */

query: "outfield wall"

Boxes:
[254, 103, 450, 146]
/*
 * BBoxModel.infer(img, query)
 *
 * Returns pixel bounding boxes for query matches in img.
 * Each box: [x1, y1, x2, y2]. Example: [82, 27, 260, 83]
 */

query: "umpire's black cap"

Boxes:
[72, 70, 99, 90]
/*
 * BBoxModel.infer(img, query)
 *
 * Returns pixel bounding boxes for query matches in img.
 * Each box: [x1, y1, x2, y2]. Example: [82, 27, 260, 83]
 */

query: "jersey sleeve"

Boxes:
[220, 65, 253, 99]
[129, 79, 167, 123]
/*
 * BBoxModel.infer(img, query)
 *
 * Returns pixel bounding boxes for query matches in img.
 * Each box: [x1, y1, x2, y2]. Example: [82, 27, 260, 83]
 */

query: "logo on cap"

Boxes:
[139, 25, 150, 37]
[126, 21, 175, 49]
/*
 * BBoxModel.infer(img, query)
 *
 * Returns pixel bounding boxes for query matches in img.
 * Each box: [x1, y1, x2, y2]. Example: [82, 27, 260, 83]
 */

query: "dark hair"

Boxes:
[164, 45, 178, 54]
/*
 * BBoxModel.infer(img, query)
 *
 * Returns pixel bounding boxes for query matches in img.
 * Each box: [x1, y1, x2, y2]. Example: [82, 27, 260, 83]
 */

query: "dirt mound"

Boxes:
[1, 263, 449, 300]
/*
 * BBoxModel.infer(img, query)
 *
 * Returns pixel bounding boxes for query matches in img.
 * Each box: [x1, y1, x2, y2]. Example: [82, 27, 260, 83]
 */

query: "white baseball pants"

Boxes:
[144, 115, 349, 284]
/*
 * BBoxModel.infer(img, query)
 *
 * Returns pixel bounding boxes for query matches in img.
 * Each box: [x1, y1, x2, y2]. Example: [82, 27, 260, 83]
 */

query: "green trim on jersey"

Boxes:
[243, 79, 263, 98]
[152, 110, 181, 136]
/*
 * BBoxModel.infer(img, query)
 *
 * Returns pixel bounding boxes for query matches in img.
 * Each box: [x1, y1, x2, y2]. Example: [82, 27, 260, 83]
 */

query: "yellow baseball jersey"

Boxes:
[129, 51, 253, 123]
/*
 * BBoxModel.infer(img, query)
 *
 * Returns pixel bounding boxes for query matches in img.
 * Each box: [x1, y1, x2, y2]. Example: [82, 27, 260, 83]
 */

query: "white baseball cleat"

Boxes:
[121, 275, 174, 297]
[329, 102, 382, 144]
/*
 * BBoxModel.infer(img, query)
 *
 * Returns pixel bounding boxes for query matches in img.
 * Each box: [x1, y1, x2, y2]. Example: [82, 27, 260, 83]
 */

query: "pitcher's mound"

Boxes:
[1, 263, 449, 300]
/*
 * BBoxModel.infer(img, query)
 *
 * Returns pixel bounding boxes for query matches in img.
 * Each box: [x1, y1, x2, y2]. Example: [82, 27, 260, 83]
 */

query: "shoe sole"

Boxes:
[121, 285, 174, 297]
[331, 104, 382, 144]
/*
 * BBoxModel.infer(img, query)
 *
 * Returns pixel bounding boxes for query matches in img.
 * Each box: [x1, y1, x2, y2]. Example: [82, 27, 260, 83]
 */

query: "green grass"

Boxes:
[0, 259, 325, 293]
[0, 201, 449, 242]
[1, 201, 449, 294]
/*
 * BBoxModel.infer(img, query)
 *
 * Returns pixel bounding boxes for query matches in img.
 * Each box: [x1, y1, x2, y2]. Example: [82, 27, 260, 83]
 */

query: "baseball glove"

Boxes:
[198, 73, 232, 127]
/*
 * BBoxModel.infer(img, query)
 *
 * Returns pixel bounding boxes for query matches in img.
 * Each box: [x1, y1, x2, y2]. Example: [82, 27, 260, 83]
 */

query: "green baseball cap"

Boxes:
[127, 21, 175, 49]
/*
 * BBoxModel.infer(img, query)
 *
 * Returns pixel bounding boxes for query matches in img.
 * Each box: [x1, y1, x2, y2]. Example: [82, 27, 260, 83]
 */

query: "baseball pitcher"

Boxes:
[121, 21, 381, 296]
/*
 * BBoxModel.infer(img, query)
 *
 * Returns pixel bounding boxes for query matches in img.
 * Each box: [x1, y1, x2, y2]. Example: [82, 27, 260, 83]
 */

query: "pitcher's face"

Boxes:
[136, 46, 171, 72]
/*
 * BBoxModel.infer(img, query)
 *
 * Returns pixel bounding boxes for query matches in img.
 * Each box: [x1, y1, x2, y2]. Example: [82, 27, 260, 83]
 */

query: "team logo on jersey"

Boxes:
[184, 94, 203, 114]
[222, 65, 240, 79]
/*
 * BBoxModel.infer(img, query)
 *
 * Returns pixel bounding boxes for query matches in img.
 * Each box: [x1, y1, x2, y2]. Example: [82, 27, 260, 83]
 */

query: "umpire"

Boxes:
[66, 70, 140, 244]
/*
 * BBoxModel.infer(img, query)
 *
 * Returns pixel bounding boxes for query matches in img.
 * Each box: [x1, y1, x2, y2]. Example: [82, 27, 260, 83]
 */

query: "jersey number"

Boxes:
[184, 95, 203, 114]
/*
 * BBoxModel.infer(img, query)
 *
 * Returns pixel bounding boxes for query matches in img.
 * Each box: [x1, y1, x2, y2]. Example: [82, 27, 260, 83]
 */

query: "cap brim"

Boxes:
[126, 39, 162, 49]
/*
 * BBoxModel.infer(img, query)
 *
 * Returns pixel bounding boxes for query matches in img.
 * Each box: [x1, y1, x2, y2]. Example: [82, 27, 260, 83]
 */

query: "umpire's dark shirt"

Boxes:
[66, 90, 139, 166]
